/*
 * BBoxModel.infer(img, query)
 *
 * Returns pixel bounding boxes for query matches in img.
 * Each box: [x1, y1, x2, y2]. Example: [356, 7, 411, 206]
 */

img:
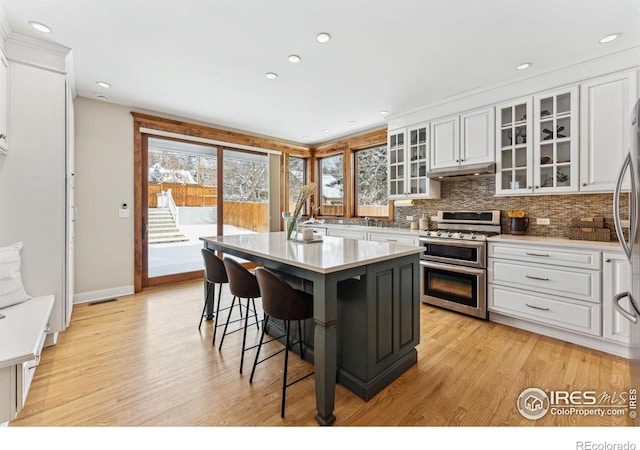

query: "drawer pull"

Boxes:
[525, 252, 550, 257]
[526, 303, 550, 311]
[525, 275, 550, 281]
[386, 238, 397, 242]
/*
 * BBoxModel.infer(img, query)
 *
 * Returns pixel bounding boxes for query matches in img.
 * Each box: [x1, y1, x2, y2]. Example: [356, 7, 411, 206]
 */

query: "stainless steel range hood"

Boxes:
[427, 162, 496, 180]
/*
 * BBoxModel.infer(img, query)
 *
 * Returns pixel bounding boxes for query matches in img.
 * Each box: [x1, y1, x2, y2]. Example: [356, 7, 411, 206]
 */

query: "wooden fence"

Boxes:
[321, 204, 389, 217]
[148, 182, 217, 207]
[223, 201, 268, 232]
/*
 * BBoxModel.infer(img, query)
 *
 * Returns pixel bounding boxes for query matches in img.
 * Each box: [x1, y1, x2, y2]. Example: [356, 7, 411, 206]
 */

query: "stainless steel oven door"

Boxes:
[419, 238, 486, 268]
[420, 260, 487, 319]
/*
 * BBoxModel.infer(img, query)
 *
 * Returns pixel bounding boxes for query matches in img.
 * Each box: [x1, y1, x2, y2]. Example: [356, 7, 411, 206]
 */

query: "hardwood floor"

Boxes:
[10, 279, 634, 428]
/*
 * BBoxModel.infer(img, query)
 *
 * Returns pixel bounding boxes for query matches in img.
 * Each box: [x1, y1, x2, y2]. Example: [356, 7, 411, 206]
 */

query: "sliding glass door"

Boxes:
[221, 148, 270, 236]
[141, 137, 271, 287]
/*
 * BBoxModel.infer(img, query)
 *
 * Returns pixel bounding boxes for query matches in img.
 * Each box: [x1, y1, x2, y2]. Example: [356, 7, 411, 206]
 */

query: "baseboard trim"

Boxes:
[74, 286, 135, 305]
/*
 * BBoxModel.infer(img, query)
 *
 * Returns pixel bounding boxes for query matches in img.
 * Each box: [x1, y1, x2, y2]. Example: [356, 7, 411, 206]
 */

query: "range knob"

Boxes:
[447, 231, 453, 237]
[458, 232, 464, 238]
[425, 230, 431, 236]
[471, 232, 477, 240]
[436, 231, 442, 237]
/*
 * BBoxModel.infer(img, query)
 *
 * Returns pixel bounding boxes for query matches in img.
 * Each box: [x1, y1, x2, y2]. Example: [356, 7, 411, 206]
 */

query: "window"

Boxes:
[288, 156, 306, 215]
[319, 154, 344, 216]
[355, 145, 389, 217]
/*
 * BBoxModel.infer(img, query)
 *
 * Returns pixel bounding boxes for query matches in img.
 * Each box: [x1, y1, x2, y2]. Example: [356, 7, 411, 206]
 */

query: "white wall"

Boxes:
[73, 97, 134, 301]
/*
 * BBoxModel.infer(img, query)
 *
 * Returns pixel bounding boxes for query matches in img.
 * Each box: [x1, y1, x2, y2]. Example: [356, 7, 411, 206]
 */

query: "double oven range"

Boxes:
[419, 210, 501, 319]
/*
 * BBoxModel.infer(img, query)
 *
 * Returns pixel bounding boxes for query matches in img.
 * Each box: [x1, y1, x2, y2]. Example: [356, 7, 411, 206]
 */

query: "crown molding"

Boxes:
[5, 31, 71, 74]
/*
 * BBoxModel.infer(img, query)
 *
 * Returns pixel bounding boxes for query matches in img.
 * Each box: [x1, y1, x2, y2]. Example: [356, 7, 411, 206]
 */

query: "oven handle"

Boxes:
[420, 260, 486, 276]
[419, 238, 486, 249]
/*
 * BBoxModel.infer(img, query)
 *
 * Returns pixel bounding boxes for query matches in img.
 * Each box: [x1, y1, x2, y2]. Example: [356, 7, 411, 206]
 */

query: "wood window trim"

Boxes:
[132, 112, 310, 292]
[309, 127, 391, 221]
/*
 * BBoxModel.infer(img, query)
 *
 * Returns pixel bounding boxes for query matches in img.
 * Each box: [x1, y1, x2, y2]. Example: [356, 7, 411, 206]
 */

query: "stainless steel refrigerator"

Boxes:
[613, 97, 640, 426]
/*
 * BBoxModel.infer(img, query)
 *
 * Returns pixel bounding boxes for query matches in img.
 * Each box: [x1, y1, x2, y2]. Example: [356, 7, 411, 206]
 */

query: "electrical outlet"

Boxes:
[406, 216, 413, 221]
[118, 209, 130, 218]
[537, 218, 550, 225]
[431, 216, 438, 222]
[338, 219, 344, 224]
[621, 220, 630, 228]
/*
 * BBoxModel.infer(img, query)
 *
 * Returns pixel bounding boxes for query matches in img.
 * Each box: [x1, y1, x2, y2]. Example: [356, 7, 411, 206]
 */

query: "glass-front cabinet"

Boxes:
[388, 129, 405, 197]
[495, 87, 578, 195]
[533, 87, 578, 193]
[496, 97, 533, 195]
[387, 126, 440, 199]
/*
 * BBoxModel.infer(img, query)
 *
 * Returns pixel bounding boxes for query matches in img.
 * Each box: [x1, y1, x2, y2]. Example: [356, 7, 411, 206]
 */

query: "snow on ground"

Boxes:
[148, 224, 255, 277]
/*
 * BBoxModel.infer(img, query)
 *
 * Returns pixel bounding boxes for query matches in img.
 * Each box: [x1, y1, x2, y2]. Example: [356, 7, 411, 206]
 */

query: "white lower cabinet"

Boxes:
[367, 232, 419, 246]
[488, 240, 631, 357]
[602, 251, 632, 345]
[326, 228, 367, 240]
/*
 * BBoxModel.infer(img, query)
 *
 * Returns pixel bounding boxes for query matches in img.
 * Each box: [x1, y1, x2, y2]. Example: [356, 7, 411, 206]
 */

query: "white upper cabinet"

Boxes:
[496, 87, 579, 195]
[579, 69, 639, 192]
[387, 126, 440, 199]
[430, 107, 494, 170]
[495, 97, 533, 195]
[0, 50, 7, 154]
[460, 107, 495, 166]
[532, 86, 579, 193]
[430, 115, 459, 169]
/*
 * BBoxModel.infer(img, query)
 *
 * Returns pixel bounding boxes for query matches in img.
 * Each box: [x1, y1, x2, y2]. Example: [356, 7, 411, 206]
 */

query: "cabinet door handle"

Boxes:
[526, 303, 550, 311]
[385, 238, 397, 242]
[606, 258, 612, 263]
[526, 252, 549, 257]
[582, 183, 587, 187]
[525, 275, 549, 281]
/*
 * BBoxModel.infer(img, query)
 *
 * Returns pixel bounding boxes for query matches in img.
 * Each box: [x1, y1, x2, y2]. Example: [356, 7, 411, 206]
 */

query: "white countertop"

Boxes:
[488, 234, 624, 251]
[201, 232, 422, 274]
[304, 222, 424, 237]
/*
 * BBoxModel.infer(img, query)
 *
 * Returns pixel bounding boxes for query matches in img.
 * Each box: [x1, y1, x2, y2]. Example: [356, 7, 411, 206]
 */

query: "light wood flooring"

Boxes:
[9, 279, 634, 427]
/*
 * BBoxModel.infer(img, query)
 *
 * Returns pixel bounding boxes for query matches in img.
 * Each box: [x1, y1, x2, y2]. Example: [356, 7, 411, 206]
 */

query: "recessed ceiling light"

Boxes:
[96, 93, 109, 100]
[323, 129, 330, 133]
[288, 55, 301, 63]
[302, 136, 310, 140]
[599, 33, 621, 43]
[515, 62, 532, 70]
[380, 110, 389, 115]
[316, 32, 331, 43]
[96, 81, 111, 89]
[265, 72, 278, 79]
[29, 21, 51, 33]
[348, 120, 356, 124]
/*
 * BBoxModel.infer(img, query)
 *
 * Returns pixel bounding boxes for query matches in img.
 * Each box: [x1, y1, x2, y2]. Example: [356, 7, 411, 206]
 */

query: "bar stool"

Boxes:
[250, 267, 314, 418]
[220, 257, 261, 374]
[200, 248, 239, 346]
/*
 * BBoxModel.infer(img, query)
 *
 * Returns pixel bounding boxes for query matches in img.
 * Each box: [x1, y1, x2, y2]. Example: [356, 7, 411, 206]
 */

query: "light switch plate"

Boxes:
[406, 216, 413, 221]
[119, 208, 130, 218]
[537, 218, 550, 225]
[621, 220, 630, 228]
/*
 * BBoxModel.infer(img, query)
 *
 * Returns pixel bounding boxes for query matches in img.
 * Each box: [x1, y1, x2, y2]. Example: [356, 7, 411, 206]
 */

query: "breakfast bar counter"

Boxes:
[201, 232, 421, 426]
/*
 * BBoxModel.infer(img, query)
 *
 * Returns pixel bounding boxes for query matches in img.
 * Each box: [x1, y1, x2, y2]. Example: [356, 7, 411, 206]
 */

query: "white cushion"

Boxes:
[0, 242, 31, 309]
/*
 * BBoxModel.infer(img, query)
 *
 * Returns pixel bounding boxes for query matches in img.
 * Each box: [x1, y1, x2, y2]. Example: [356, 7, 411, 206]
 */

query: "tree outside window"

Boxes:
[288, 156, 306, 214]
[355, 145, 389, 217]
[319, 154, 344, 216]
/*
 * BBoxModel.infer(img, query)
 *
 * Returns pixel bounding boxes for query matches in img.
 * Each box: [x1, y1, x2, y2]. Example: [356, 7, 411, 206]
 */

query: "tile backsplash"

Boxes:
[392, 177, 628, 242]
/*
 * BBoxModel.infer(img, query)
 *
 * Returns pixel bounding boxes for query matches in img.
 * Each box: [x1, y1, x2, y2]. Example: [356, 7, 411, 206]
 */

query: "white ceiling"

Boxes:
[0, 0, 639, 146]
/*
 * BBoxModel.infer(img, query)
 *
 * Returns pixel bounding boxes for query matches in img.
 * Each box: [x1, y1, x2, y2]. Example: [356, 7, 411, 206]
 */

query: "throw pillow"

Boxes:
[0, 242, 31, 309]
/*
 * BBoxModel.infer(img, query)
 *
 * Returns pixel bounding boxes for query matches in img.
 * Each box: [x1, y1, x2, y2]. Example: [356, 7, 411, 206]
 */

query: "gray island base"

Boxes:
[201, 232, 421, 426]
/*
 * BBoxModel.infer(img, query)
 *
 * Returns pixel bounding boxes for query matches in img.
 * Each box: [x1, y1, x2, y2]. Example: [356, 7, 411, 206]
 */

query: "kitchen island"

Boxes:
[201, 232, 421, 426]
